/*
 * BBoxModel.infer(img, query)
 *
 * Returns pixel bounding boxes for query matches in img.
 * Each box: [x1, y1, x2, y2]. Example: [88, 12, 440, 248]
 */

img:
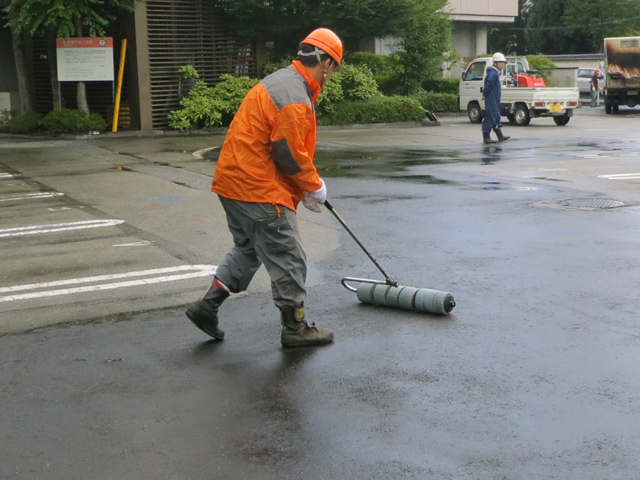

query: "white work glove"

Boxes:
[302, 179, 326, 213]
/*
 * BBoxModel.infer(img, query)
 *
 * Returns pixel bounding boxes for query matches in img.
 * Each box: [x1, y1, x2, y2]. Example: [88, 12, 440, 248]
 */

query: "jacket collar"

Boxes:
[292, 60, 321, 105]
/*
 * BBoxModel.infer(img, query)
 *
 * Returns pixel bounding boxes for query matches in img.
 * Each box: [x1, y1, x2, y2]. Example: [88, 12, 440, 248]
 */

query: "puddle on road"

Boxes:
[460, 182, 540, 191]
[315, 148, 464, 184]
[337, 194, 422, 204]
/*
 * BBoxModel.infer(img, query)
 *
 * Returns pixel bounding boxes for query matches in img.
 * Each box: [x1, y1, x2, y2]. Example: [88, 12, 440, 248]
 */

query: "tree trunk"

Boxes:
[46, 29, 61, 111]
[10, 28, 34, 114]
[74, 17, 90, 116]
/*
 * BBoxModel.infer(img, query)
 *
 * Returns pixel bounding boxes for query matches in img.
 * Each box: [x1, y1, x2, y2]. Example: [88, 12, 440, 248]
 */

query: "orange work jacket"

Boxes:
[212, 60, 323, 212]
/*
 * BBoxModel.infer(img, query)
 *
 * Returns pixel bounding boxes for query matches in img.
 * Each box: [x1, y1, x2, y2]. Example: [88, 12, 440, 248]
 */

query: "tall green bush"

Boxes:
[345, 52, 401, 95]
[339, 64, 381, 101]
[317, 64, 380, 115]
[526, 55, 556, 85]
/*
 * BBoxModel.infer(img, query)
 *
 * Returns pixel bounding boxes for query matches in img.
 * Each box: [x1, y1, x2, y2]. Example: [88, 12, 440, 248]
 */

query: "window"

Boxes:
[462, 61, 487, 81]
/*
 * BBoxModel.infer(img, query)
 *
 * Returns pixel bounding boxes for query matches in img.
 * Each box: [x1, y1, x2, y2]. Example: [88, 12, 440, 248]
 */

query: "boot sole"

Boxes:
[186, 309, 225, 340]
[281, 337, 334, 348]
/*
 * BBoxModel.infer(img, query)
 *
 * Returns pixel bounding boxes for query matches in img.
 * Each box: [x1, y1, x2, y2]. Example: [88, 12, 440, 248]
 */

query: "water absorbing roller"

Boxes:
[324, 200, 456, 315]
[341, 277, 455, 315]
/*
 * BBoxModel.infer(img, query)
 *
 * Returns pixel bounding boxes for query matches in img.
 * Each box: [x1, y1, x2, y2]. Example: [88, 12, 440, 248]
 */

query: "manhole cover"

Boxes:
[557, 198, 625, 210]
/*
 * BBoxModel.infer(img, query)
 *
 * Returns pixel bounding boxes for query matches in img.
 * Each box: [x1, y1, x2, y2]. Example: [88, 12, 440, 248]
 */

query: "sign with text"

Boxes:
[56, 37, 114, 82]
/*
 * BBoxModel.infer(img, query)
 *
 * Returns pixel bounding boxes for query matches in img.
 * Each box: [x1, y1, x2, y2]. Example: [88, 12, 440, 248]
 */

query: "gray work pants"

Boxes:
[214, 196, 307, 309]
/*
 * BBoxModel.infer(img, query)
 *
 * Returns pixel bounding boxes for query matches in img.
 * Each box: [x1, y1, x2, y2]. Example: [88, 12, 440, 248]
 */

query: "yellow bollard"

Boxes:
[112, 39, 127, 133]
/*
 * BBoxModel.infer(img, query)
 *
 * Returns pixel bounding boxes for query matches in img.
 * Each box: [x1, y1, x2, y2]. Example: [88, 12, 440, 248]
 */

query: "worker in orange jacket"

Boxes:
[186, 28, 344, 347]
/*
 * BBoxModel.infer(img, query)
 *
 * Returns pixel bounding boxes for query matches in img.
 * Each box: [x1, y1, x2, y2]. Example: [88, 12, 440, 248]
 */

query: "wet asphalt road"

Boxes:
[2, 107, 640, 479]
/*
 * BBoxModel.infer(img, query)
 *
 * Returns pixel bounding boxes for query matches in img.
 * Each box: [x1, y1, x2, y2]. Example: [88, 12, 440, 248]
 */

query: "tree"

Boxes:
[4, 0, 137, 113]
[525, 0, 570, 54]
[214, 0, 450, 62]
[395, 0, 451, 94]
[8, 27, 33, 114]
[488, 0, 531, 55]
[524, 0, 640, 54]
[562, 0, 640, 52]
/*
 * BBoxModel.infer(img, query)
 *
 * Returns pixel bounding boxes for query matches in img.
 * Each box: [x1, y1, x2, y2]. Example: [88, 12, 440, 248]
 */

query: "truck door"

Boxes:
[460, 60, 487, 110]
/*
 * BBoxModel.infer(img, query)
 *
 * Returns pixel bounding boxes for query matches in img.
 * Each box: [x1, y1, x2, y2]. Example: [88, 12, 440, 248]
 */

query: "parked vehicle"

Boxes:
[577, 67, 604, 96]
[459, 56, 580, 126]
[603, 37, 640, 114]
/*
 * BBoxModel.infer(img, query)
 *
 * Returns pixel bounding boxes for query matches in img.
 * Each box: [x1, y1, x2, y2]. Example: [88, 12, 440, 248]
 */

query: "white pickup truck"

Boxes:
[459, 56, 580, 126]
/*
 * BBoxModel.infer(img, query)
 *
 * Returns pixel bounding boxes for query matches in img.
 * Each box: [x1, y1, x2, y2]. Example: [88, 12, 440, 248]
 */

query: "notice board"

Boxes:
[56, 37, 114, 82]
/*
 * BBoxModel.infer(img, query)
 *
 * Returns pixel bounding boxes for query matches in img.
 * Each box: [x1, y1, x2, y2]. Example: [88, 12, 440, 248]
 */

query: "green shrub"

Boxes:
[262, 57, 293, 76]
[178, 65, 200, 80]
[169, 67, 258, 129]
[318, 96, 426, 126]
[421, 77, 460, 95]
[39, 109, 107, 134]
[0, 111, 43, 134]
[212, 74, 259, 120]
[411, 92, 459, 112]
[169, 87, 225, 129]
[0, 110, 10, 128]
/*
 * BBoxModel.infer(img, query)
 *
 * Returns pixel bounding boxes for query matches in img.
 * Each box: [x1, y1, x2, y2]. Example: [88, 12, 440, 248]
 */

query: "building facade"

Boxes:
[448, 0, 519, 59]
[1, 0, 258, 130]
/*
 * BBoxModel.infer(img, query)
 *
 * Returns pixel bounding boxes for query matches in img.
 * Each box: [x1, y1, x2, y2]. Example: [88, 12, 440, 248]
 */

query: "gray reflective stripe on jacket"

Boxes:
[262, 66, 315, 176]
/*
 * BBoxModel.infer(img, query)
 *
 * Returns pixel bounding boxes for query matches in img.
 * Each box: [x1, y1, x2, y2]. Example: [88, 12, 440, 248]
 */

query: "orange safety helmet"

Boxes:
[301, 28, 344, 70]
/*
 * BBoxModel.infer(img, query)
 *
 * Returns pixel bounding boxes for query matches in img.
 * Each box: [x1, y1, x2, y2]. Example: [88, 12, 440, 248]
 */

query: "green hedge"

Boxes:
[0, 109, 106, 135]
[39, 109, 107, 134]
[411, 93, 459, 113]
[318, 96, 426, 126]
[0, 111, 43, 134]
[422, 78, 460, 95]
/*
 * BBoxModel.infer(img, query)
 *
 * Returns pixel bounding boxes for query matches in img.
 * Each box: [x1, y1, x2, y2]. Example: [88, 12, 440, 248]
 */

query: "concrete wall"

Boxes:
[446, 0, 518, 22]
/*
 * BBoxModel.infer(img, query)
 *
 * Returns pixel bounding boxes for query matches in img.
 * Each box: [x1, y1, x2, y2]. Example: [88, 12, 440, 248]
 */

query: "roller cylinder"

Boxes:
[356, 283, 455, 315]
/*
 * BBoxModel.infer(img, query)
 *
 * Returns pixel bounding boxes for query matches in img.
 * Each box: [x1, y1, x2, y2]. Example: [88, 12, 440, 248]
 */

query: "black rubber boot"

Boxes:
[495, 128, 510, 142]
[280, 306, 334, 348]
[186, 279, 230, 340]
[483, 132, 497, 144]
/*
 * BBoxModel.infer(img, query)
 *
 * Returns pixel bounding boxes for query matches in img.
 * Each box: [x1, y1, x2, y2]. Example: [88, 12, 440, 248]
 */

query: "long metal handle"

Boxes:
[324, 200, 398, 287]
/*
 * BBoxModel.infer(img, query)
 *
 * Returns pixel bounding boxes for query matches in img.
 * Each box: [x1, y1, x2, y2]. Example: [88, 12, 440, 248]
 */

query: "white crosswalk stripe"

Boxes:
[0, 265, 217, 303]
[0, 219, 125, 238]
[598, 173, 640, 180]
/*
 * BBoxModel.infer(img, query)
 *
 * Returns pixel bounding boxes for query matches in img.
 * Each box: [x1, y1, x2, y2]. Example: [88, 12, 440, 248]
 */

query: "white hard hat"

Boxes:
[492, 52, 507, 63]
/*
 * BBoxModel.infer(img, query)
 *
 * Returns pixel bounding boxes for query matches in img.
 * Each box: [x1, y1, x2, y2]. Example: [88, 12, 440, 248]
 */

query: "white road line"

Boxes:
[1, 173, 21, 179]
[113, 241, 154, 247]
[0, 265, 217, 303]
[0, 219, 124, 238]
[0, 192, 64, 202]
[598, 173, 640, 180]
[0, 265, 216, 293]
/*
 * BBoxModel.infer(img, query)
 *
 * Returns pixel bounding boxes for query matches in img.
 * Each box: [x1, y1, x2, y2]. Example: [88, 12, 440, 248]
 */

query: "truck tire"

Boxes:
[513, 104, 530, 126]
[507, 114, 515, 124]
[605, 97, 612, 114]
[467, 102, 483, 123]
[553, 114, 570, 126]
